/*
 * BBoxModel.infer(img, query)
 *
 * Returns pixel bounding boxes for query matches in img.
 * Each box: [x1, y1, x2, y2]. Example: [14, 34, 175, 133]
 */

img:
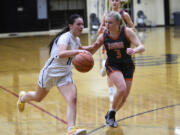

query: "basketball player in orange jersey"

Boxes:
[98, 0, 135, 34]
[17, 14, 90, 135]
[98, 0, 135, 103]
[84, 11, 145, 127]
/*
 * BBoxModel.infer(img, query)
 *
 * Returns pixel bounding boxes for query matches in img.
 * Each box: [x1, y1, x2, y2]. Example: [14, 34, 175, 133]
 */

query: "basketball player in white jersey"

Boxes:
[17, 14, 89, 135]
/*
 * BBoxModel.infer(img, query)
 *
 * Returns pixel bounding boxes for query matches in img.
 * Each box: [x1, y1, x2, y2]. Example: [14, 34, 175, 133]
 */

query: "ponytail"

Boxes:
[48, 13, 82, 54]
[49, 27, 69, 54]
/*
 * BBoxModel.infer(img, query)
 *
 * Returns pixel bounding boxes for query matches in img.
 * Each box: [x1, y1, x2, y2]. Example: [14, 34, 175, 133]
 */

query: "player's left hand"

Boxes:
[127, 48, 135, 55]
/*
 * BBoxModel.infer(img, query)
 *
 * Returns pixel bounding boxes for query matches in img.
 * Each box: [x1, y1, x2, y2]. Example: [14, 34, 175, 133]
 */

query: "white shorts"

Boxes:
[38, 69, 73, 90]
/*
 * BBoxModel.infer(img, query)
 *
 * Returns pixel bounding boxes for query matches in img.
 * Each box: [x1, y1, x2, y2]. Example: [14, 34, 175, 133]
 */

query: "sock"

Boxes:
[109, 87, 114, 94]
[68, 126, 75, 131]
[20, 96, 25, 102]
[109, 109, 116, 112]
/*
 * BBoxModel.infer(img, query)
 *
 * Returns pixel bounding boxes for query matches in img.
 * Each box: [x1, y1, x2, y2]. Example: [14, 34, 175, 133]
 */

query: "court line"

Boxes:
[0, 85, 67, 125]
[1, 85, 180, 134]
[86, 103, 180, 135]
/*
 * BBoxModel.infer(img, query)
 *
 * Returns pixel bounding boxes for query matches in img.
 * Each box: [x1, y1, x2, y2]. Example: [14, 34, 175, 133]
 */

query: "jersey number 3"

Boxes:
[115, 50, 121, 59]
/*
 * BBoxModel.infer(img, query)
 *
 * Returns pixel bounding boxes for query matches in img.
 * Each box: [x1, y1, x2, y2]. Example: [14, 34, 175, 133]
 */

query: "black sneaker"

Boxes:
[105, 110, 118, 128]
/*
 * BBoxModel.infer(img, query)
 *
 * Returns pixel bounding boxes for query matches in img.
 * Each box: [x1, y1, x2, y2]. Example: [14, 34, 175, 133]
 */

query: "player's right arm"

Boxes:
[58, 34, 88, 58]
[97, 13, 107, 34]
[81, 34, 104, 54]
[58, 45, 87, 58]
[123, 12, 136, 32]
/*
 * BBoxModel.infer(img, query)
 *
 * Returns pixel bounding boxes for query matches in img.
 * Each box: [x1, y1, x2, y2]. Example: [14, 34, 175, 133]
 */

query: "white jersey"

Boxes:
[42, 31, 81, 77]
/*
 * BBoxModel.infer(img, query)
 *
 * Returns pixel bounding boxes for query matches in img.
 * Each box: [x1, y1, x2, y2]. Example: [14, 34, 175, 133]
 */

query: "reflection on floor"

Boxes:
[0, 27, 180, 135]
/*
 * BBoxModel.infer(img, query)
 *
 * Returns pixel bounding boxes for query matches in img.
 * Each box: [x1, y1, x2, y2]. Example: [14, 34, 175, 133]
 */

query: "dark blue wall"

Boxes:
[0, 0, 49, 33]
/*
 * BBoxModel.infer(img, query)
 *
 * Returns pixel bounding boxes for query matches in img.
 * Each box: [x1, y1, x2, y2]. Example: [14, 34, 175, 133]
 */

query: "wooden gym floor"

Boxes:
[0, 27, 180, 135]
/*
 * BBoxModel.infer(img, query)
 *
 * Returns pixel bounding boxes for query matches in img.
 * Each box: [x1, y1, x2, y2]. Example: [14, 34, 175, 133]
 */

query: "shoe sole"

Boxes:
[105, 123, 118, 128]
[17, 100, 24, 112]
[105, 119, 118, 128]
[74, 130, 87, 135]
[17, 91, 26, 112]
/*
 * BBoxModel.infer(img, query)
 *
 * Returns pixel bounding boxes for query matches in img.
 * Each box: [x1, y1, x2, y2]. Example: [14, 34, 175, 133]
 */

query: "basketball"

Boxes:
[73, 52, 94, 73]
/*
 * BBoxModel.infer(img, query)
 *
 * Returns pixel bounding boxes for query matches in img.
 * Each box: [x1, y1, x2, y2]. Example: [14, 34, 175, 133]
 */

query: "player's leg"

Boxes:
[57, 72, 86, 135]
[17, 85, 49, 112]
[105, 71, 126, 127]
[22, 85, 49, 102]
[17, 68, 51, 112]
[58, 83, 77, 127]
[116, 79, 132, 111]
[115, 65, 135, 111]
[58, 83, 86, 135]
[109, 71, 126, 111]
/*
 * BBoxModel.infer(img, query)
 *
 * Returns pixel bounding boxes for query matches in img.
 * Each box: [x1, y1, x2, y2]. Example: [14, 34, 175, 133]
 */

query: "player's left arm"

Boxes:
[126, 27, 145, 55]
[123, 12, 136, 32]
[58, 37, 89, 58]
[97, 13, 106, 34]
[59, 44, 90, 58]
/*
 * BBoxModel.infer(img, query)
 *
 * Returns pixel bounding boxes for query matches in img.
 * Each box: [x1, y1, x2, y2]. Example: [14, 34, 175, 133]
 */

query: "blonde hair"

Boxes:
[107, 11, 123, 25]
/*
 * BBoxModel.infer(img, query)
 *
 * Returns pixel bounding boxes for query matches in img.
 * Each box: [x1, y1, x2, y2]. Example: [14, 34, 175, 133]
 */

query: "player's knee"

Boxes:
[34, 96, 43, 102]
[68, 95, 77, 105]
[117, 84, 127, 93]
